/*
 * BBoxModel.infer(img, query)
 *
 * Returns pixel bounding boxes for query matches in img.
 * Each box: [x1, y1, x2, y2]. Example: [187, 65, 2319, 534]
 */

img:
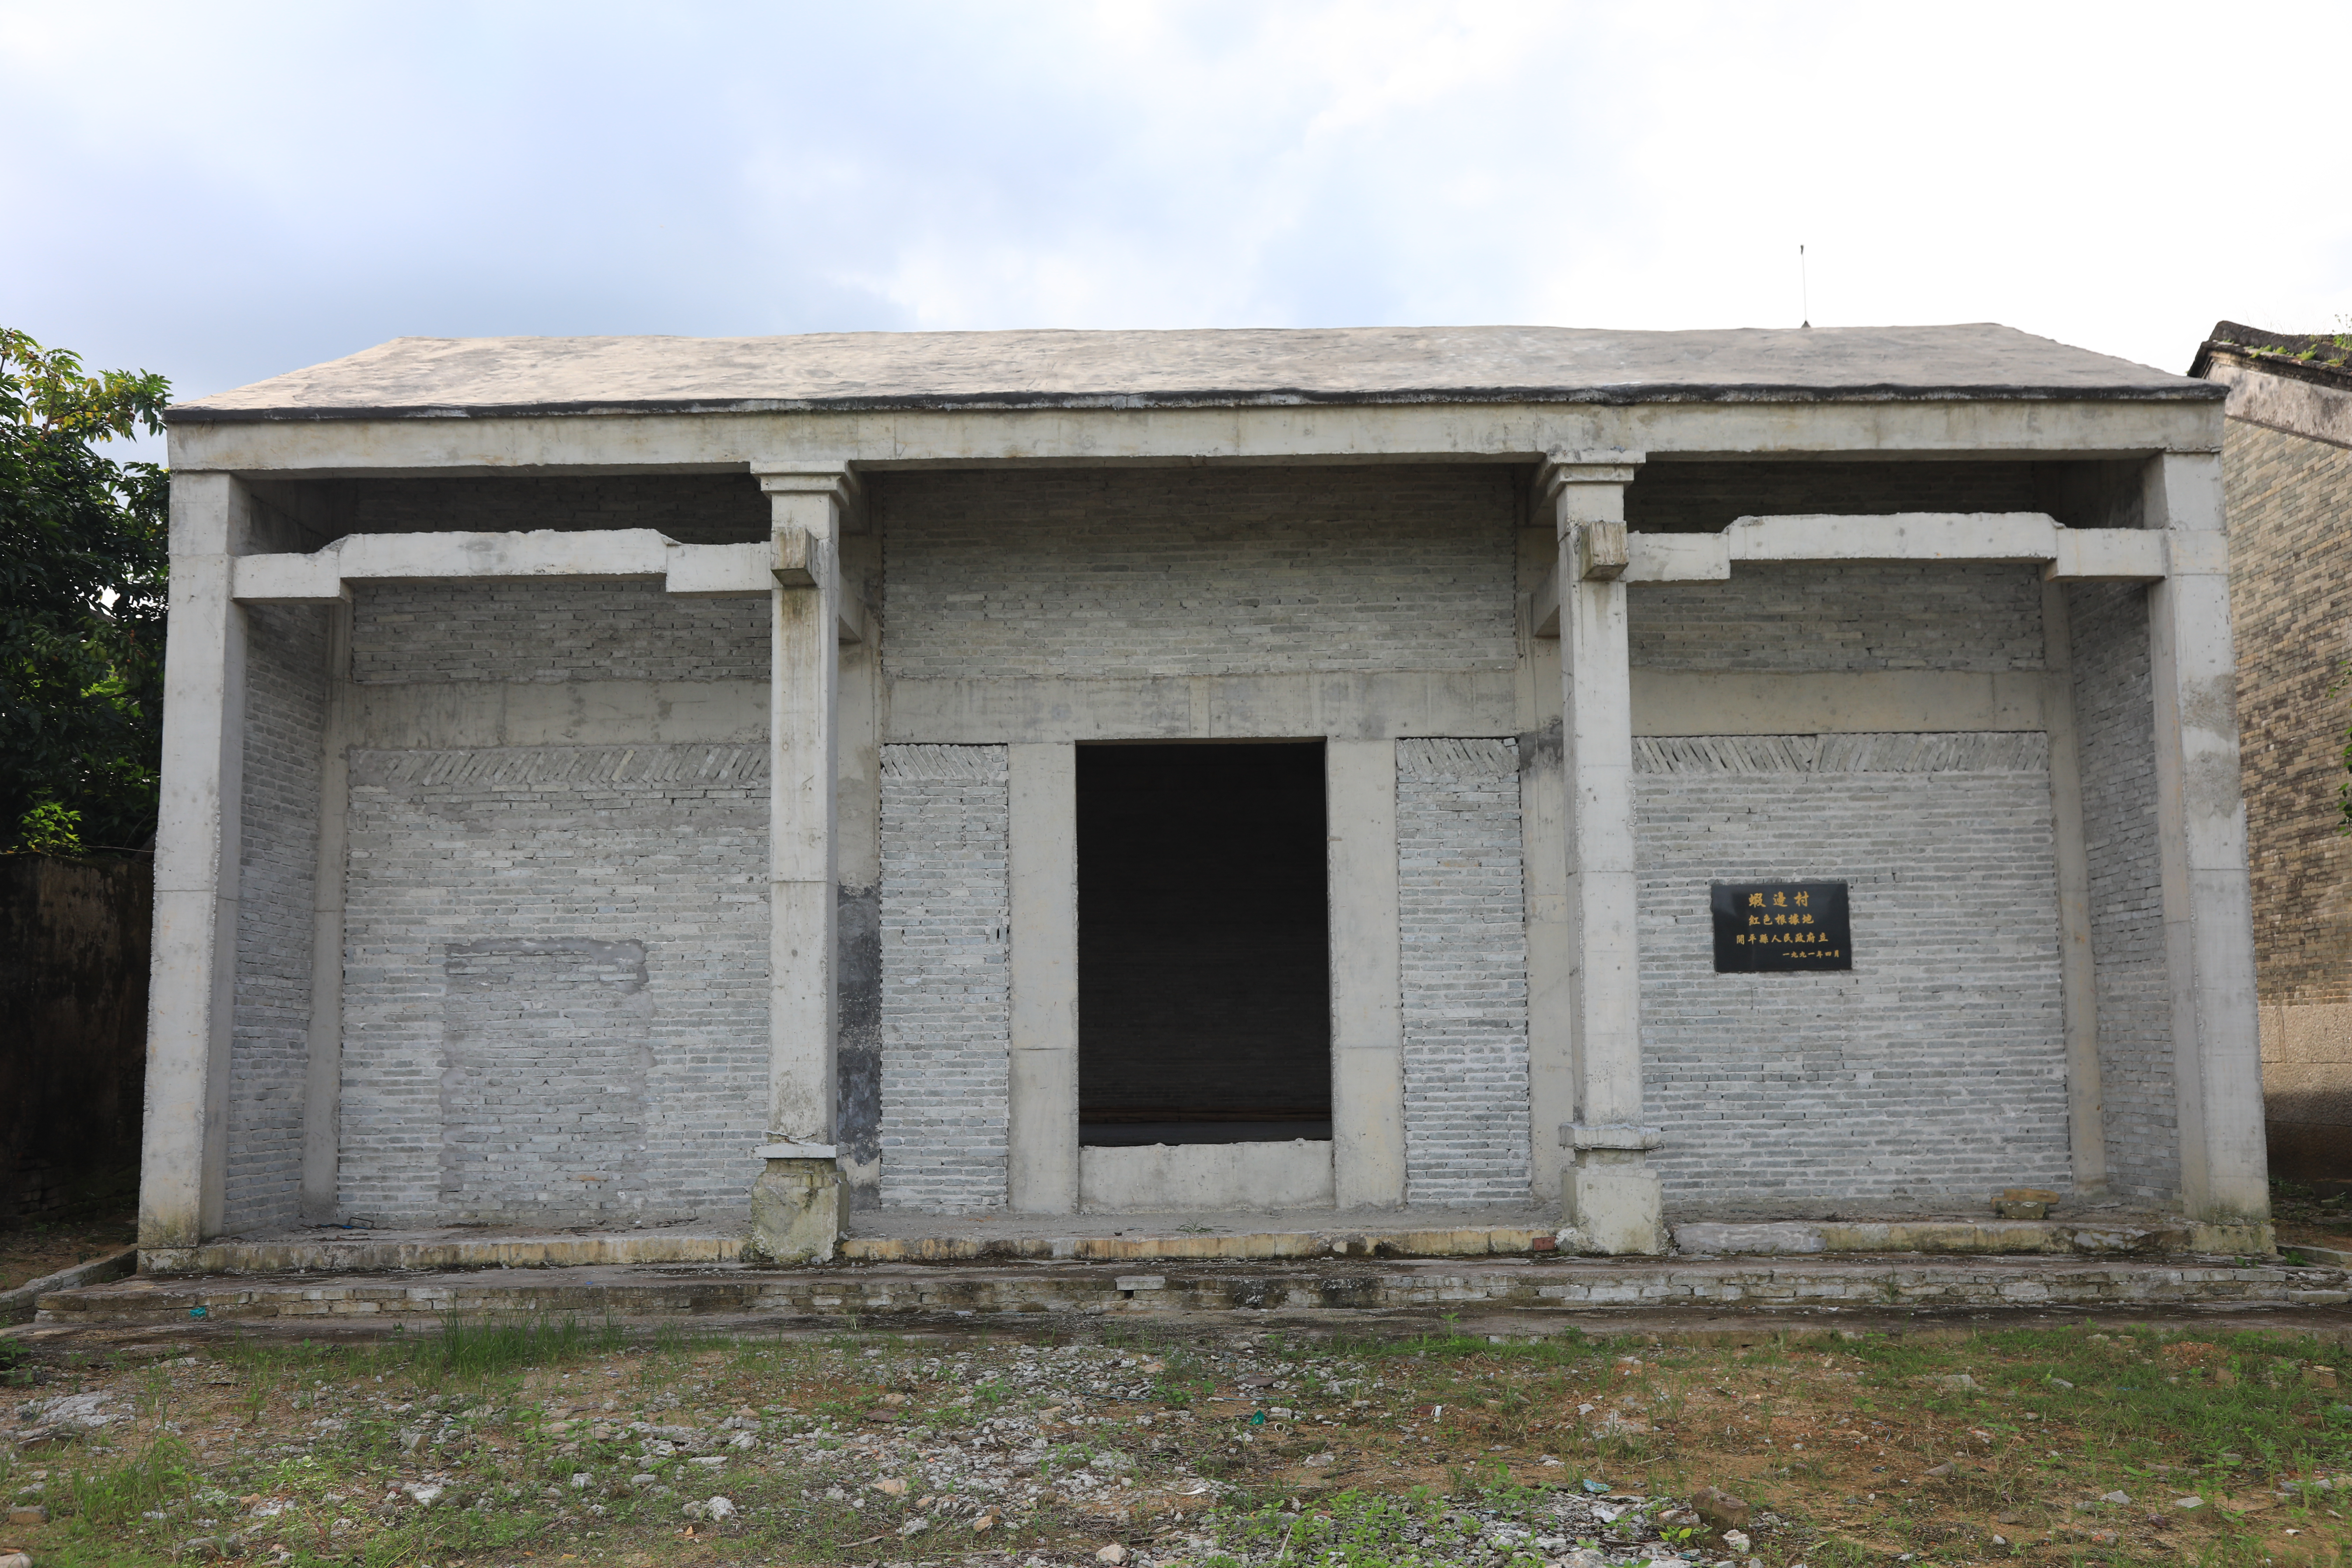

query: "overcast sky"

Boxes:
[5, 0, 2348, 431]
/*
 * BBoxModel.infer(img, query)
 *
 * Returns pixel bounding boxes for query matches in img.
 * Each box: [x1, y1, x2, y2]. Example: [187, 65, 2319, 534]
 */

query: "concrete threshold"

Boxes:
[137, 1209, 2273, 1276]
[34, 1253, 2350, 1337]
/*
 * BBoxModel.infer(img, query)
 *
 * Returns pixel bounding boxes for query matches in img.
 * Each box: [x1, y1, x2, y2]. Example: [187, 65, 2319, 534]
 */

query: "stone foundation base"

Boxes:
[748, 1153, 845, 1264]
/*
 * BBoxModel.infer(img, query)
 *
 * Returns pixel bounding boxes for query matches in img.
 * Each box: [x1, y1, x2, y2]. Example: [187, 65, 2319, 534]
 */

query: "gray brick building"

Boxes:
[141, 325, 2270, 1260]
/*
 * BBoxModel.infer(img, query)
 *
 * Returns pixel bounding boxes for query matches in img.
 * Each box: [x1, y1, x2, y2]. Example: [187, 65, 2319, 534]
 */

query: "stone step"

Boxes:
[35, 1253, 2350, 1332]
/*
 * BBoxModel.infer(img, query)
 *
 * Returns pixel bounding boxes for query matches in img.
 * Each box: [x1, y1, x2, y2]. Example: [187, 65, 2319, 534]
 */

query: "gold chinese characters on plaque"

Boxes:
[1709, 881, 1852, 973]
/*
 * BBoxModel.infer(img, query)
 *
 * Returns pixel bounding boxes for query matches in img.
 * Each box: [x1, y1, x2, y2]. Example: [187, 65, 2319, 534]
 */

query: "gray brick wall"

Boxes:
[226, 604, 329, 1234]
[878, 744, 1010, 1211]
[1628, 564, 2047, 672]
[1397, 737, 1532, 1204]
[339, 744, 769, 1226]
[2065, 583, 2178, 1200]
[351, 580, 767, 685]
[877, 466, 1517, 681]
[1634, 732, 2072, 1205]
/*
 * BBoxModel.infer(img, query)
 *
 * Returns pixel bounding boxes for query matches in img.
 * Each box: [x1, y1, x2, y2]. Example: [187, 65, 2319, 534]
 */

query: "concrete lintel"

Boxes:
[1726, 510, 2069, 565]
[755, 1142, 838, 1160]
[228, 530, 783, 602]
[665, 540, 770, 597]
[1611, 520, 2167, 584]
[2044, 529, 2167, 583]
[1622, 534, 1731, 583]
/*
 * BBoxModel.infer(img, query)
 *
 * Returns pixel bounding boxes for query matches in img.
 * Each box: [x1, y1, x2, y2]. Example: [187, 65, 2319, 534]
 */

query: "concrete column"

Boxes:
[1328, 739, 1405, 1208]
[1007, 744, 1080, 1213]
[833, 530, 885, 1198]
[1540, 459, 1665, 1254]
[299, 595, 356, 1223]
[1519, 524, 1572, 1204]
[748, 464, 858, 1261]
[139, 473, 252, 1249]
[2142, 453, 2270, 1230]
[2039, 582, 2107, 1198]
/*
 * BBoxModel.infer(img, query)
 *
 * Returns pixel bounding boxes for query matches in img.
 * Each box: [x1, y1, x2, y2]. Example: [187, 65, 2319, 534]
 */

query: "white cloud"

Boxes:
[1, 0, 2344, 399]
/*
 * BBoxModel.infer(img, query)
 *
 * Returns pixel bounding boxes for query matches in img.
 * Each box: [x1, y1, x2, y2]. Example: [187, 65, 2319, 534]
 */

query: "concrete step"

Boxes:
[133, 1214, 2272, 1277]
[133, 1223, 1558, 1276]
[34, 1253, 2351, 1333]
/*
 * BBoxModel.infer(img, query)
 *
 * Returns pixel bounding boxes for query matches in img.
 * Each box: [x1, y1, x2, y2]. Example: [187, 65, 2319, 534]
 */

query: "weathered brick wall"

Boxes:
[2065, 583, 2178, 1201]
[1628, 564, 2046, 671]
[875, 466, 1518, 681]
[351, 581, 766, 685]
[2230, 420, 2352, 1003]
[1634, 732, 2071, 1205]
[877, 744, 1011, 1211]
[339, 744, 769, 1226]
[2224, 416, 2352, 1177]
[1397, 737, 1531, 1204]
[225, 604, 329, 1234]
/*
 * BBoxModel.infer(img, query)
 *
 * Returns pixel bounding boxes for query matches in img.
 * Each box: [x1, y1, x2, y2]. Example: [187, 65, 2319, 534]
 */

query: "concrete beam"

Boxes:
[141, 474, 253, 1248]
[168, 397, 2220, 478]
[230, 530, 781, 603]
[1530, 517, 2171, 608]
[2142, 452, 2268, 1225]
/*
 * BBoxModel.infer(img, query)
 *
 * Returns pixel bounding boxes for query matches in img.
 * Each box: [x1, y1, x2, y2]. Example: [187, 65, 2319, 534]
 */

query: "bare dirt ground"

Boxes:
[3, 1313, 2350, 1568]
[0, 1221, 136, 1295]
[2273, 1183, 2352, 1259]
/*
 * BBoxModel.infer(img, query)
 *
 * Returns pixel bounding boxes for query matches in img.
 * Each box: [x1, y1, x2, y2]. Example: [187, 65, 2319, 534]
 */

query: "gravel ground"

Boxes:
[4, 1318, 2350, 1567]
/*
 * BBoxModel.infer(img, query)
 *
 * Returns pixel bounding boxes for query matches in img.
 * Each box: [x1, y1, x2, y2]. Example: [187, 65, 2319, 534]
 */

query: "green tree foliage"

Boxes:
[1, 329, 170, 854]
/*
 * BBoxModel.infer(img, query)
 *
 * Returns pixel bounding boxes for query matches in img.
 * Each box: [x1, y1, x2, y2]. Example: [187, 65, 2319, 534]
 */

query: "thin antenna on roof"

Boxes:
[1800, 245, 1811, 329]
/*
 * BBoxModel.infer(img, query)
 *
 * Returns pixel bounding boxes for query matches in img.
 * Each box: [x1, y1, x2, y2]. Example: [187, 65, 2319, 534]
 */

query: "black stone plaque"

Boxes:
[1711, 881, 1851, 972]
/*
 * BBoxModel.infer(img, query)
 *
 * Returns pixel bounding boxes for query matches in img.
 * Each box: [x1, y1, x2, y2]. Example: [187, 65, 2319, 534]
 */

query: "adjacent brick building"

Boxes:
[138, 326, 2270, 1262]
[2192, 322, 2352, 1180]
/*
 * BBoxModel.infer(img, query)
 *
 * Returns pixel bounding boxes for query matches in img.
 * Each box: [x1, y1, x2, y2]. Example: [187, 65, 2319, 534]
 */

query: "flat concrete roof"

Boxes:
[170, 323, 2219, 424]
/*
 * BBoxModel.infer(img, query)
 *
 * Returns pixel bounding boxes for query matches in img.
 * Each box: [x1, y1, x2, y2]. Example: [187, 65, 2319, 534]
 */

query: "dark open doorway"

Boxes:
[1077, 742, 1331, 1147]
